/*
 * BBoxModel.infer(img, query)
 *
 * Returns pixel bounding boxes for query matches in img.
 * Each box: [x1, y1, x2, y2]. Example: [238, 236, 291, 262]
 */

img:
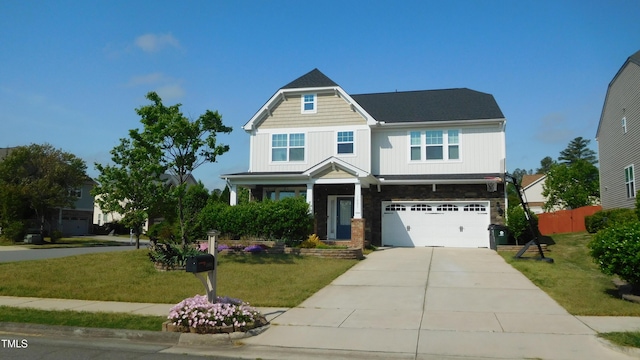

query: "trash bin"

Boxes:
[488, 224, 509, 249]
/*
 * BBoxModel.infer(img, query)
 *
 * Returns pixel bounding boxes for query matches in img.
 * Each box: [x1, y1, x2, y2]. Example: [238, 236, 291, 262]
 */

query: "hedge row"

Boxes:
[198, 197, 314, 242]
[584, 208, 637, 233]
[589, 222, 640, 285]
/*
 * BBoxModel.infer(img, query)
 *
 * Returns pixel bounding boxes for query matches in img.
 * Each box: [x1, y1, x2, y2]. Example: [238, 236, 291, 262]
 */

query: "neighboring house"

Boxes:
[520, 174, 546, 214]
[596, 49, 640, 210]
[93, 173, 198, 231]
[55, 178, 96, 236]
[222, 69, 507, 248]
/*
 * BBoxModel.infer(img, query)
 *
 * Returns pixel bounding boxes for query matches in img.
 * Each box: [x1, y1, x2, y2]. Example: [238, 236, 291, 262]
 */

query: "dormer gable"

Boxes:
[243, 69, 375, 131]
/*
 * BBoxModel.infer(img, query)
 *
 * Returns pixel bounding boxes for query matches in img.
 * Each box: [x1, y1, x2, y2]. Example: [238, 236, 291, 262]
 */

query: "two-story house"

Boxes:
[222, 69, 507, 248]
[597, 49, 640, 210]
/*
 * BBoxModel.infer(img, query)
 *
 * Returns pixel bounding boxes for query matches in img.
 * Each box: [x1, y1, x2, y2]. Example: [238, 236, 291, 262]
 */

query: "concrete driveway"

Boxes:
[237, 247, 637, 359]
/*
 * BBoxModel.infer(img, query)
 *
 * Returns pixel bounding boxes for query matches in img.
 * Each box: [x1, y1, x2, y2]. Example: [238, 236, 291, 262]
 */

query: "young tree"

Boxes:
[0, 144, 87, 239]
[542, 160, 600, 210]
[558, 137, 598, 165]
[92, 138, 166, 249]
[131, 92, 232, 245]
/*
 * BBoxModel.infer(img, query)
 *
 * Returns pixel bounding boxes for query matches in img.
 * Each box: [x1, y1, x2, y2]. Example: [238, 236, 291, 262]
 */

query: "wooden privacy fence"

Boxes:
[537, 205, 602, 235]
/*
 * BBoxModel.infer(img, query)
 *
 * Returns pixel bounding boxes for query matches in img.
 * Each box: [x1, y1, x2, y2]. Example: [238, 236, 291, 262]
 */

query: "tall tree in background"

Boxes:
[558, 137, 598, 165]
[92, 138, 166, 249]
[132, 92, 232, 245]
[0, 144, 87, 240]
[536, 156, 555, 174]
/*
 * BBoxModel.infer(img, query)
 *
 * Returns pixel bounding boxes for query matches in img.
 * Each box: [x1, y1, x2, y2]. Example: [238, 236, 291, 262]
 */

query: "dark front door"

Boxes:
[336, 197, 354, 239]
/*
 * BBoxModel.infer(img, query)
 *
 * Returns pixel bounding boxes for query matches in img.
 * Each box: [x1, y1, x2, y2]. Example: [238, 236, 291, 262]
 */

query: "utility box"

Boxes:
[186, 254, 215, 273]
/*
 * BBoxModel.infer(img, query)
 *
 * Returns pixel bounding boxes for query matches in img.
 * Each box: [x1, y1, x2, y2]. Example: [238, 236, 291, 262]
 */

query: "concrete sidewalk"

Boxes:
[2, 247, 640, 359]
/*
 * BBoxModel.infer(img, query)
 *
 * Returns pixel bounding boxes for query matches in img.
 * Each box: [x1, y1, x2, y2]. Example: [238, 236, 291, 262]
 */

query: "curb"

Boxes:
[0, 322, 269, 346]
[597, 336, 640, 358]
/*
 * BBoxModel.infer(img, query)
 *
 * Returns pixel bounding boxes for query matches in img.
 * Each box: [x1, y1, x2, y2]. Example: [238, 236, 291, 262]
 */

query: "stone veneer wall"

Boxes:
[362, 183, 506, 246]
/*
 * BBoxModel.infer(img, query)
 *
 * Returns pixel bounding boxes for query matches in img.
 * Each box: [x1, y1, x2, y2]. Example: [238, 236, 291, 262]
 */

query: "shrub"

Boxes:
[198, 197, 313, 241]
[147, 221, 179, 242]
[148, 239, 203, 268]
[300, 234, 323, 248]
[50, 230, 63, 243]
[0, 220, 26, 242]
[589, 222, 640, 285]
[585, 208, 637, 233]
[506, 206, 538, 243]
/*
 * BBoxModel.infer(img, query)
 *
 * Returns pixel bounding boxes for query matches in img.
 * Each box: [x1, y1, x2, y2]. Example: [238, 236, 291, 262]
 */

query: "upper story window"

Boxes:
[625, 164, 635, 198]
[622, 117, 627, 134]
[69, 188, 82, 198]
[337, 131, 354, 154]
[272, 133, 305, 162]
[302, 94, 317, 113]
[409, 129, 461, 162]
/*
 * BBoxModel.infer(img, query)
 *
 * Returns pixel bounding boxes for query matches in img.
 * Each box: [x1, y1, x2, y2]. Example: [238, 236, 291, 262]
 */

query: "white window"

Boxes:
[625, 165, 635, 198]
[69, 188, 82, 198]
[272, 133, 305, 162]
[622, 117, 627, 134]
[410, 131, 421, 160]
[302, 94, 316, 113]
[337, 131, 354, 154]
[409, 130, 461, 162]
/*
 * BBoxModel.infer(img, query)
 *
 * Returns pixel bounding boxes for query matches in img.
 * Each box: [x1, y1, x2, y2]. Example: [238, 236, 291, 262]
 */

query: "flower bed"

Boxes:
[164, 295, 268, 334]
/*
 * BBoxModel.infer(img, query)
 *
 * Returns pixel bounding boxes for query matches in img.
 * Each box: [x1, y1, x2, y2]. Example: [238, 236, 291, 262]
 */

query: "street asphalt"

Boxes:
[1, 246, 640, 359]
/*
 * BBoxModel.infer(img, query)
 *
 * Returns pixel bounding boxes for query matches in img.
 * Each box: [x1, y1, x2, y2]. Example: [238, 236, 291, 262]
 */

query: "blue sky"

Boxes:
[1, 1, 639, 191]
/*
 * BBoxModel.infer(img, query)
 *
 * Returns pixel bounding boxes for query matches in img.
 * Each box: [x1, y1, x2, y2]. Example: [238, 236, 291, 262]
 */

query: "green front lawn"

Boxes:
[500, 232, 640, 316]
[0, 250, 358, 307]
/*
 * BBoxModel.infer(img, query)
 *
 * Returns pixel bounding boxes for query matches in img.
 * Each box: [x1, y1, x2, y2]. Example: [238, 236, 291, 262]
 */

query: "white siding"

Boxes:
[371, 124, 505, 175]
[598, 61, 640, 209]
[250, 127, 371, 173]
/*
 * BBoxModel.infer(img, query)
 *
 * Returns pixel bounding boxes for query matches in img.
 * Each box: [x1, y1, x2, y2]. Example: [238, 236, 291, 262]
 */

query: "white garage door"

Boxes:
[381, 201, 490, 248]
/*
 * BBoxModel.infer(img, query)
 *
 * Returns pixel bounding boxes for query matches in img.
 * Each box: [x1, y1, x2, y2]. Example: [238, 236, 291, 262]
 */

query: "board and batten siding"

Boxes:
[371, 124, 505, 175]
[250, 128, 371, 173]
[598, 61, 640, 210]
[258, 93, 367, 129]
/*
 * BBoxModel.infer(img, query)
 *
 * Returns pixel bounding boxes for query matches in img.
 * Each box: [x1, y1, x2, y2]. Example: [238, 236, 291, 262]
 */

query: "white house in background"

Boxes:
[93, 173, 198, 231]
[597, 49, 640, 209]
[222, 69, 507, 248]
[521, 174, 546, 214]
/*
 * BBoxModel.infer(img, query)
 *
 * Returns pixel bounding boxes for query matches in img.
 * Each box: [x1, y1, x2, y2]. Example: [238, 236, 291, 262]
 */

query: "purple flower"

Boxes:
[217, 244, 230, 252]
[243, 245, 263, 253]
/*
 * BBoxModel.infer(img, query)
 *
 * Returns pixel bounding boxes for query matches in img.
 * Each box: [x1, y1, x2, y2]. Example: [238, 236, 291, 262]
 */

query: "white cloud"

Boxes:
[126, 73, 165, 87]
[535, 112, 574, 144]
[155, 84, 185, 101]
[134, 33, 180, 53]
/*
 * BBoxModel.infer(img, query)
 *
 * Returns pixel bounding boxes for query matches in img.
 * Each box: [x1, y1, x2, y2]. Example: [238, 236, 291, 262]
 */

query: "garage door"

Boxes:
[381, 201, 490, 248]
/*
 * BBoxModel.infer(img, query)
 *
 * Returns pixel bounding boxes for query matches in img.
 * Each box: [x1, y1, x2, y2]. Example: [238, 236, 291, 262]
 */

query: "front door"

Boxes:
[336, 197, 354, 239]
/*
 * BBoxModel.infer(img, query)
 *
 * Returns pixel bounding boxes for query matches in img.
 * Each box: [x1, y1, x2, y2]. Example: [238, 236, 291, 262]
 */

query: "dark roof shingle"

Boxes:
[351, 88, 504, 123]
[281, 68, 339, 89]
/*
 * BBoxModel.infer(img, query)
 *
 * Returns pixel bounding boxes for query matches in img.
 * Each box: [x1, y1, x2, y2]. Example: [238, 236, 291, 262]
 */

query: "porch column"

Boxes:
[229, 184, 237, 206]
[354, 182, 362, 219]
[306, 183, 314, 213]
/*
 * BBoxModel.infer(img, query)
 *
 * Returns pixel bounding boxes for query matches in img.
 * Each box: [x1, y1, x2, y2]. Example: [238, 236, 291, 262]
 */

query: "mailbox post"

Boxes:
[185, 230, 219, 303]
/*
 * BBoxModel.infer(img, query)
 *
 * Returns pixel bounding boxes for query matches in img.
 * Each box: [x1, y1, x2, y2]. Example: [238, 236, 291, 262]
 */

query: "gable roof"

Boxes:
[521, 174, 545, 189]
[281, 68, 339, 89]
[351, 88, 504, 123]
[597, 49, 640, 138]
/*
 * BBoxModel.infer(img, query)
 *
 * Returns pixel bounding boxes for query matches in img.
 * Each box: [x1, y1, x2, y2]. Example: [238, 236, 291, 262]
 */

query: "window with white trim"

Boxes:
[437, 204, 459, 211]
[302, 94, 316, 113]
[385, 204, 406, 211]
[69, 188, 82, 198]
[622, 117, 627, 134]
[625, 165, 635, 198]
[272, 133, 305, 162]
[337, 131, 354, 154]
[409, 130, 461, 161]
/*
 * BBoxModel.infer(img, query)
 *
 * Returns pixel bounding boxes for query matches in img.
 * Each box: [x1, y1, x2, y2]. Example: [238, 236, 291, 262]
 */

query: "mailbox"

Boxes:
[186, 254, 215, 273]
